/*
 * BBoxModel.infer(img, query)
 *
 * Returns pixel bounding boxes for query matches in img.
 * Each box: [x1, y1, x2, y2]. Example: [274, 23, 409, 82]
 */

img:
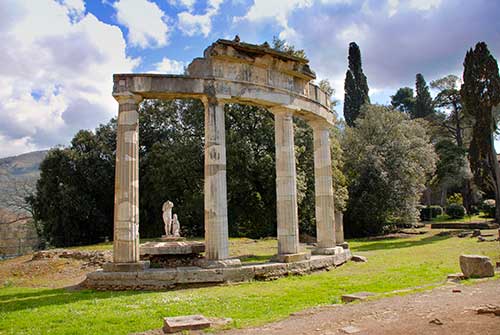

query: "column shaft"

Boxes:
[204, 99, 229, 260]
[274, 109, 300, 255]
[312, 122, 336, 249]
[113, 93, 142, 263]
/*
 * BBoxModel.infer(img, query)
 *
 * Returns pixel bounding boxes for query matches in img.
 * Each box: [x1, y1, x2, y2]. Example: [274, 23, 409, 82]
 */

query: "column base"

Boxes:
[272, 252, 311, 263]
[312, 246, 344, 255]
[102, 261, 150, 272]
[198, 258, 241, 269]
[338, 242, 349, 249]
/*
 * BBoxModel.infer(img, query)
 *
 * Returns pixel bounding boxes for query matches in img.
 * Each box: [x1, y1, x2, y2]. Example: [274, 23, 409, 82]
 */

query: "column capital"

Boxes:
[308, 118, 331, 131]
[270, 106, 295, 117]
[113, 92, 143, 104]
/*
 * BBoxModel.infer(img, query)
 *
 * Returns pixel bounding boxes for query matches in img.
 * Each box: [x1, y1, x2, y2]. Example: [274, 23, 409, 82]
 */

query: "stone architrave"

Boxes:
[162, 201, 174, 236]
[110, 92, 148, 270]
[203, 98, 229, 260]
[310, 120, 336, 254]
[272, 107, 303, 259]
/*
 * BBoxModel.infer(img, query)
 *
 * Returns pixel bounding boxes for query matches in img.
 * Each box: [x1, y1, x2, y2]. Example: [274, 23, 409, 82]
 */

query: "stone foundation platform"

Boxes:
[84, 248, 352, 290]
[140, 241, 205, 268]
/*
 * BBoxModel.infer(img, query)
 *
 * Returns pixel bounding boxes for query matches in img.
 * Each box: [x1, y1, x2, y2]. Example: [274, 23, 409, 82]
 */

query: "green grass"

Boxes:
[432, 212, 493, 223]
[1, 231, 499, 335]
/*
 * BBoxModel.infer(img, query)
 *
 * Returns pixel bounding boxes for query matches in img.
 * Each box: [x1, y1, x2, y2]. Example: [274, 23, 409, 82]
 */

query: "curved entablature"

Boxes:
[113, 74, 334, 125]
[112, 38, 334, 125]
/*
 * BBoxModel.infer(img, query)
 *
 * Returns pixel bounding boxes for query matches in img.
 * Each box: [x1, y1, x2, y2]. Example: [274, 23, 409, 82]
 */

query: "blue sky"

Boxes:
[0, 0, 499, 157]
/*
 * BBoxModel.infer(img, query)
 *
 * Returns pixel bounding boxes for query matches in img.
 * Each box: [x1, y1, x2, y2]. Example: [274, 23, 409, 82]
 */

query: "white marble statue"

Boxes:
[172, 214, 180, 237]
[162, 201, 174, 236]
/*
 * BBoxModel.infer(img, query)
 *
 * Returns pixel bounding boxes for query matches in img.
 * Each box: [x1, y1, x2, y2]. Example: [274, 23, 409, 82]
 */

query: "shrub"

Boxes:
[447, 193, 463, 205]
[482, 199, 496, 218]
[445, 203, 466, 219]
[420, 205, 443, 221]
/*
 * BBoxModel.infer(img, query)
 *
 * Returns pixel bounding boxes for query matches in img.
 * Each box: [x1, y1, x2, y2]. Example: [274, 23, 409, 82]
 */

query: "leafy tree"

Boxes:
[430, 75, 474, 210]
[343, 42, 370, 126]
[414, 73, 434, 119]
[343, 105, 436, 236]
[30, 127, 116, 247]
[272, 36, 307, 60]
[391, 87, 415, 115]
[461, 42, 500, 221]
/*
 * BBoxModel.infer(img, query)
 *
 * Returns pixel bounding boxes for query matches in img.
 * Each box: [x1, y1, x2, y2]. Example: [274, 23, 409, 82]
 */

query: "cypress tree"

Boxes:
[343, 42, 370, 126]
[414, 73, 434, 119]
[461, 42, 500, 221]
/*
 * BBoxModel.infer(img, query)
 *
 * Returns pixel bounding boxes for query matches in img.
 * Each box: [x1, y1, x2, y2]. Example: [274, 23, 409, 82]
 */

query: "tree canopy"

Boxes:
[343, 105, 436, 236]
[343, 42, 370, 126]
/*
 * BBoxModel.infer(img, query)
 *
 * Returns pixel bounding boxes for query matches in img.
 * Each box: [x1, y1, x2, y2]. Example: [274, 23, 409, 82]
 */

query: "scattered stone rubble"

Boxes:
[32, 249, 112, 268]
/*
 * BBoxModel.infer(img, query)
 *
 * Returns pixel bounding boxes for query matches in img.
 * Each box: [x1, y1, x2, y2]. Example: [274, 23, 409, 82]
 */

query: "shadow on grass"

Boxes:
[0, 287, 146, 314]
[351, 233, 452, 252]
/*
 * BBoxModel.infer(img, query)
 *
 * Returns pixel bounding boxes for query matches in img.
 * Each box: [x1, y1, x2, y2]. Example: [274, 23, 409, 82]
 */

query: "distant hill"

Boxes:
[0, 150, 48, 179]
[0, 150, 48, 211]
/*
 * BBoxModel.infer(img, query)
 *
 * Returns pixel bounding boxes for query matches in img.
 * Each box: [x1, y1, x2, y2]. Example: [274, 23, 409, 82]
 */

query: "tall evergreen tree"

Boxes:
[391, 87, 415, 115]
[413, 73, 434, 119]
[461, 42, 500, 221]
[343, 42, 370, 126]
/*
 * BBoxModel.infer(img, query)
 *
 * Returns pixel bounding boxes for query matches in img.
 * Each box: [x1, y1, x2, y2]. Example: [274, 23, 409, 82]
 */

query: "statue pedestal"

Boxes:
[140, 241, 205, 268]
[161, 235, 186, 242]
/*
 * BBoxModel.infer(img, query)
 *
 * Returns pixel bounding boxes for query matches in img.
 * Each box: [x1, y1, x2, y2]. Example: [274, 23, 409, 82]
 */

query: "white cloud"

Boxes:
[0, 0, 138, 157]
[113, 0, 170, 48]
[152, 58, 186, 74]
[408, 0, 442, 11]
[178, 0, 223, 37]
[235, 0, 313, 40]
[168, 0, 196, 10]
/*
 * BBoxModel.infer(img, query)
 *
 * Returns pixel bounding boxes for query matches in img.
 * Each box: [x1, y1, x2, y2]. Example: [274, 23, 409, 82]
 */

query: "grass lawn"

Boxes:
[0, 231, 499, 335]
[432, 212, 494, 223]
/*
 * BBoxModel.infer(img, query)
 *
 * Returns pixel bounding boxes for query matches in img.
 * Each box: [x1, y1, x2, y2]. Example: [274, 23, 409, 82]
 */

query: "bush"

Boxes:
[447, 193, 463, 205]
[445, 203, 466, 219]
[420, 205, 443, 221]
[482, 199, 496, 218]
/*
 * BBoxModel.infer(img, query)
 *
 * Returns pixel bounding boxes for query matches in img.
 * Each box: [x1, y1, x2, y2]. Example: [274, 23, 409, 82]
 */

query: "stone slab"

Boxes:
[341, 292, 375, 303]
[102, 261, 150, 272]
[312, 246, 343, 255]
[197, 258, 242, 268]
[160, 236, 186, 242]
[273, 252, 311, 263]
[140, 241, 205, 256]
[163, 315, 211, 333]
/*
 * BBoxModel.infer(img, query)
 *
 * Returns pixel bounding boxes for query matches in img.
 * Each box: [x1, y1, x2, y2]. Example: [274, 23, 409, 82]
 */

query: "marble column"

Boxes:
[335, 211, 345, 245]
[310, 120, 337, 254]
[106, 92, 149, 271]
[203, 98, 230, 261]
[273, 108, 309, 262]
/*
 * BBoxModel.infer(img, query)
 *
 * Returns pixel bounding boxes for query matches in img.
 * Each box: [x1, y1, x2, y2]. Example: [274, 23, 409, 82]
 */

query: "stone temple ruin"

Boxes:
[85, 38, 351, 290]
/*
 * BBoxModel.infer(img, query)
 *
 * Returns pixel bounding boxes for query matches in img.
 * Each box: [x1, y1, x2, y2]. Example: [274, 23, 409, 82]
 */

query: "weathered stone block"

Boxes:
[197, 258, 241, 269]
[222, 266, 255, 282]
[351, 255, 367, 262]
[254, 263, 288, 280]
[273, 252, 311, 263]
[309, 255, 335, 270]
[176, 267, 224, 283]
[312, 246, 343, 255]
[136, 269, 177, 281]
[163, 315, 211, 333]
[341, 292, 375, 303]
[286, 260, 311, 275]
[459, 254, 494, 278]
[102, 261, 150, 272]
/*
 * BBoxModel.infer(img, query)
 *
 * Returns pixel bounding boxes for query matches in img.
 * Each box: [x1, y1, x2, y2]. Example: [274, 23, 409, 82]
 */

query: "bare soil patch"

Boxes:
[220, 279, 500, 335]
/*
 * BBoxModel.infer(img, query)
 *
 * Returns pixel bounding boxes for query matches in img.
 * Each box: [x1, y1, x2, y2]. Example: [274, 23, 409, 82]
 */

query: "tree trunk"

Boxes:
[488, 132, 500, 223]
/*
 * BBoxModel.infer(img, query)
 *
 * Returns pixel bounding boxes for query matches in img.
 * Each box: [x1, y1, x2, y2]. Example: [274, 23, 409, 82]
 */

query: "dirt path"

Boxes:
[221, 279, 500, 335]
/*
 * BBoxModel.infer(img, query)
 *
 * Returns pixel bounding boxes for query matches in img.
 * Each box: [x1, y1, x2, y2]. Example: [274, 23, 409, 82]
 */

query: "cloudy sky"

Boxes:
[0, 0, 499, 158]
